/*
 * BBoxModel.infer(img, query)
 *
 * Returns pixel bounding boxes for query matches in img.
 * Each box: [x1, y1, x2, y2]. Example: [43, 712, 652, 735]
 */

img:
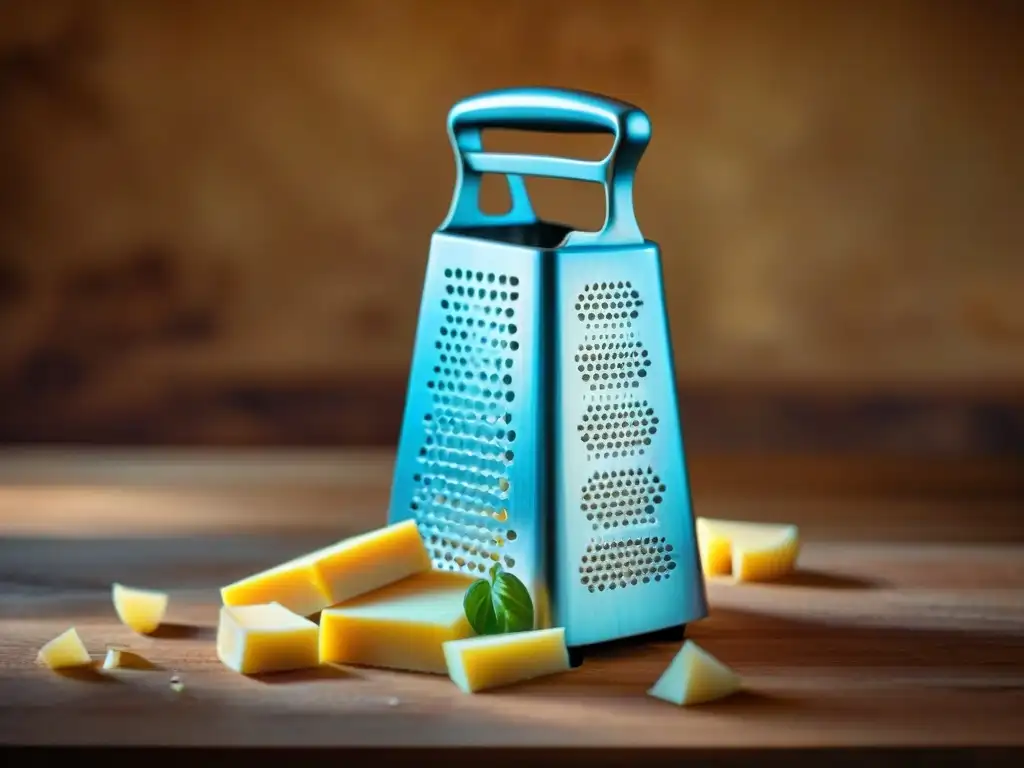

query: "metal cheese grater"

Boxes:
[388, 87, 708, 660]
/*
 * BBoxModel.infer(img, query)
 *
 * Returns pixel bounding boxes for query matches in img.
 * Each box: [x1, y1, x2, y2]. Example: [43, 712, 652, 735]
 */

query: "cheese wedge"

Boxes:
[102, 647, 155, 670]
[37, 627, 92, 670]
[320, 570, 475, 674]
[443, 627, 571, 693]
[696, 517, 800, 582]
[221, 519, 432, 616]
[648, 640, 742, 706]
[220, 550, 331, 618]
[216, 602, 320, 675]
[112, 583, 169, 634]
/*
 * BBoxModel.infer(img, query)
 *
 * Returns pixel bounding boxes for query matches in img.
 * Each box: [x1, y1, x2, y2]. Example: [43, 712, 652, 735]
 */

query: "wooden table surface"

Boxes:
[1, 449, 1023, 753]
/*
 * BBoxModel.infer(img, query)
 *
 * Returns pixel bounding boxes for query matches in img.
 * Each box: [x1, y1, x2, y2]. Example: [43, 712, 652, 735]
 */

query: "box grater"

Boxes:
[388, 87, 708, 661]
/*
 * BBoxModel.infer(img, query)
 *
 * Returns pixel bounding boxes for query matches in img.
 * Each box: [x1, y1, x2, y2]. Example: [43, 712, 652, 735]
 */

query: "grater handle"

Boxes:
[439, 87, 651, 247]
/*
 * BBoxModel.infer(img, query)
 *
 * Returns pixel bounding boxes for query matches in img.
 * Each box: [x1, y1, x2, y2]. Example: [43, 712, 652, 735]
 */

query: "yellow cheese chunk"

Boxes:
[320, 570, 475, 674]
[216, 602, 320, 675]
[221, 519, 431, 616]
[214, 606, 317, 675]
[37, 627, 92, 670]
[443, 627, 571, 693]
[220, 551, 331, 618]
[696, 517, 800, 582]
[112, 583, 169, 634]
[311, 519, 433, 604]
[102, 646, 156, 670]
[648, 640, 742, 706]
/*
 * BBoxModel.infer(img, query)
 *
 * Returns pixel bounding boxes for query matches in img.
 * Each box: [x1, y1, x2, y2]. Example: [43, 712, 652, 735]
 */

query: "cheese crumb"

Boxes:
[102, 646, 154, 670]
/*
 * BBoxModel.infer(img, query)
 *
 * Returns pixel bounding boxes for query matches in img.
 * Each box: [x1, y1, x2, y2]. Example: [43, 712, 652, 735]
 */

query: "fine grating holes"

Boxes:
[410, 268, 521, 576]
[580, 466, 665, 531]
[578, 400, 658, 459]
[579, 536, 676, 591]
[574, 281, 659, 460]
[573, 278, 680, 593]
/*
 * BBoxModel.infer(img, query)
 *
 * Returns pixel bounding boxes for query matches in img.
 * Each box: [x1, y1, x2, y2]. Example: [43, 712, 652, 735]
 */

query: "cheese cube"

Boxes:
[112, 583, 168, 634]
[696, 517, 800, 582]
[216, 602, 320, 675]
[648, 640, 742, 706]
[102, 647, 154, 670]
[221, 519, 432, 616]
[37, 627, 92, 670]
[443, 627, 571, 693]
[320, 570, 475, 674]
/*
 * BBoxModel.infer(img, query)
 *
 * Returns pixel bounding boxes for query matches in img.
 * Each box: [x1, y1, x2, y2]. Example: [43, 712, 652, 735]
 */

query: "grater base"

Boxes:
[566, 622, 688, 668]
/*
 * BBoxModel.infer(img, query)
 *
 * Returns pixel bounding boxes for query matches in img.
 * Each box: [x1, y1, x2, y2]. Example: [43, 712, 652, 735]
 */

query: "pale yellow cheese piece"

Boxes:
[112, 583, 168, 634]
[443, 627, 571, 693]
[37, 627, 92, 670]
[221, 550, 331, 617]
[695, 517, 800, 582]
[220, 519, 431, 616]
[320, 570, 476, 674]
[648, 640, 742, 706]
[102, 646, 155, 670]
[220, 550, 331, 618]
[216, 602, 320, 675]
[311, 519, 433, 604]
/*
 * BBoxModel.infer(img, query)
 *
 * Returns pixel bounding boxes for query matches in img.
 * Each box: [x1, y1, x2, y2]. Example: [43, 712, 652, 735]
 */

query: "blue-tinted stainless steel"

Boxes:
[388, 87, 707, 650]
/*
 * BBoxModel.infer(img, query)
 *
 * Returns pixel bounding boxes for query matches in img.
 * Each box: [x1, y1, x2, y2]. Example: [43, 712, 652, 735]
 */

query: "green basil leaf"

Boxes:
[463, 579, 501, 635]
[491, 570, 535, 634]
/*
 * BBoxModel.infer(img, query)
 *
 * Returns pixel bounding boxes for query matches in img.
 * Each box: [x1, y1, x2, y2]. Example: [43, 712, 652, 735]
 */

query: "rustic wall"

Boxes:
[1, 0, 1022, 453]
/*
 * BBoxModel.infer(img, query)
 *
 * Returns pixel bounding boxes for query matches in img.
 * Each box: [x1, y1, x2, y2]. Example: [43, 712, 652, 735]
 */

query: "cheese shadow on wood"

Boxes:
[758, 569, 886, 590]
[680, 689, 801, 713]
[569, 604, 1024, 674]
[695, 608, 1024, 671]
[252, 664, 357, 684]
[106, 653, 163, 671]
[54, 665, 121, 683]
[151, 622, 216, 640]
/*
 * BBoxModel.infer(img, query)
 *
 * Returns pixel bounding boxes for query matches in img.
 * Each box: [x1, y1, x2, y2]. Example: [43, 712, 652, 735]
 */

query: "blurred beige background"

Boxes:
[0, 0, 1021, 454]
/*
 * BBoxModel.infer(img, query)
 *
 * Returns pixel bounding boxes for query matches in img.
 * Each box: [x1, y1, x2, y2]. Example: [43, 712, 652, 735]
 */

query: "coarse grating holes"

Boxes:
[579, 536, 676, 591]
[580, 466, 665, 531]
[576, 339, 651, 391]
[578, 400, 658, 459]
[410, 267, 521, 576]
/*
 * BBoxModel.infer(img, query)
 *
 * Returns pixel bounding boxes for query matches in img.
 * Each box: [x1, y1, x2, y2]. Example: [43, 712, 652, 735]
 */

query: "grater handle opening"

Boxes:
[440, 87, 651, 247]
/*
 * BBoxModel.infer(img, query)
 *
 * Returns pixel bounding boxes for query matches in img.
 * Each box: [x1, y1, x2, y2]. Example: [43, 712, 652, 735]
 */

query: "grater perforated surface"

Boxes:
[580, 467, 665, 531]
[406, 267, 523, 576]
[571, 278, 682, 599]
[580, 535, 677, 591]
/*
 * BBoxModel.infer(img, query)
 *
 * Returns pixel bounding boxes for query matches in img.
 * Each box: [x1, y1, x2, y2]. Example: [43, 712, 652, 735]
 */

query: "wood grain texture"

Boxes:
[1, 0, 1023, 449]
[1, 451, 1024, 748]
